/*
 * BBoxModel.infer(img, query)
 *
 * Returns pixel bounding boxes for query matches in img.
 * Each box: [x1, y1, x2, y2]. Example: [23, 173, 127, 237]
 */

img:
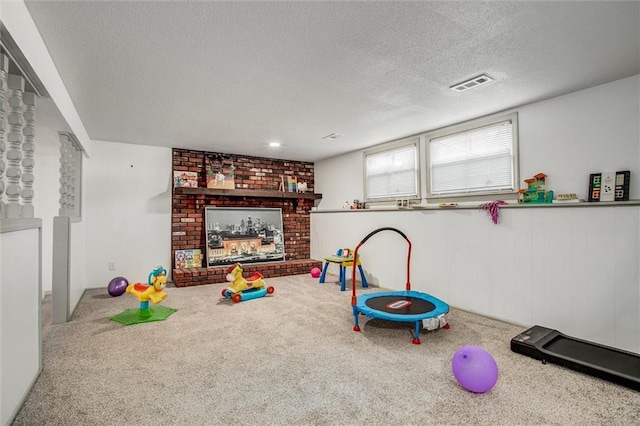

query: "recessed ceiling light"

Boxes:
[269, 142, 281, 147]
[322, 133, 342, 140]
[450, 74, 494, 92]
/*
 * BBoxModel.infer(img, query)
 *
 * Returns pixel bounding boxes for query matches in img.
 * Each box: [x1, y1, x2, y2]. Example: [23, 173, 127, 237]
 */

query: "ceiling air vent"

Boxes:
[450, 74, 493, 92]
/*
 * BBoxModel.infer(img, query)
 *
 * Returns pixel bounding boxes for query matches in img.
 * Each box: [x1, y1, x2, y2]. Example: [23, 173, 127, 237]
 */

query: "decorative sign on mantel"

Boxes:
[205, 153, 236, 189]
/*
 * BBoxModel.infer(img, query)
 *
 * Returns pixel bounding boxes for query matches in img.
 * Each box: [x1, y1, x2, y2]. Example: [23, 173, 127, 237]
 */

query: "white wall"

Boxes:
[316, 75, 640, 208]
[0, 227, 41, 425]
[83, 141, 172, 288]
[518, 75, 640, 199]
[312, 206, 640, 353]
[312, 75, 640, 353]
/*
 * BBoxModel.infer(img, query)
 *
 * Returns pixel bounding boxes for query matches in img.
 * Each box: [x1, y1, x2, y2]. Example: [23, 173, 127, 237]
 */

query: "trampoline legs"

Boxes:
[353, 307, 361, 332]
[413, 322, 421, 345]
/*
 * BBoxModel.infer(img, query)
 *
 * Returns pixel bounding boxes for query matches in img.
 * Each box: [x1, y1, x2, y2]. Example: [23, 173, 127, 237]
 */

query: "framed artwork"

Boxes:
[175, 249, 203, 268]
[204, 207, 285, 267]
[205, 153, 236, 189]
[174, 171, 199, 188]
[588, 171, 630, 202]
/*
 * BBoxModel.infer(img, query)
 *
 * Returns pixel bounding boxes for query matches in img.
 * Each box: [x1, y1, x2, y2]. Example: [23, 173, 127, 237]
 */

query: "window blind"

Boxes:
[366, 144, 417, 199]
[429, 120, 514, 195]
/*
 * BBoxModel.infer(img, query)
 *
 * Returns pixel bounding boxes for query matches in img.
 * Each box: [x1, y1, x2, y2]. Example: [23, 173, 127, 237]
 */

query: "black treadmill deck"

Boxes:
[511, 325, 640, 391]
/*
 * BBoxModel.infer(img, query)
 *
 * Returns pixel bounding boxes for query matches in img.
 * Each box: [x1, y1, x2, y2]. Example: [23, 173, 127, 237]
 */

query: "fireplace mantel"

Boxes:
[174, 187, 322, 207]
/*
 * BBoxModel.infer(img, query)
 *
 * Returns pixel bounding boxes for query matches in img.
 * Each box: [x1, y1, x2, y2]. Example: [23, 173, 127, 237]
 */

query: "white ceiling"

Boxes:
[23, 1, 640, 162]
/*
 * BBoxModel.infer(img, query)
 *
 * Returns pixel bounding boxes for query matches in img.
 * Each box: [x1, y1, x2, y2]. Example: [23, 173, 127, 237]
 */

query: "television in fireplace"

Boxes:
[204, 207, 285, 268]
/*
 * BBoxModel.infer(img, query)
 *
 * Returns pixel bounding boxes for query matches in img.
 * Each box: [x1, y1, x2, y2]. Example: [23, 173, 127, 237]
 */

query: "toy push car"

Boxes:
[221, 263, 275, 303]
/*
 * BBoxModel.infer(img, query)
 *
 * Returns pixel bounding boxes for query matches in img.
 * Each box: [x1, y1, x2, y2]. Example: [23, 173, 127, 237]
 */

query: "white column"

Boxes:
[21, 92, 36, 218]
[58, 133, 76, 216]
[0, 54, 8, 218]
[5, 74, 25, 218]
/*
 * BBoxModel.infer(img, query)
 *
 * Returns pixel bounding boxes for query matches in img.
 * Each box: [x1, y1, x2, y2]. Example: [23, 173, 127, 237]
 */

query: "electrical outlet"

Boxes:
[108, 262, 115, 271]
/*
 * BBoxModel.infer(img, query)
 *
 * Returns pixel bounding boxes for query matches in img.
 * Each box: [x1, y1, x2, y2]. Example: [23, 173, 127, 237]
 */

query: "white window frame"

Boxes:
[363, 137, 420, 203]
[424, 112, 519, 202]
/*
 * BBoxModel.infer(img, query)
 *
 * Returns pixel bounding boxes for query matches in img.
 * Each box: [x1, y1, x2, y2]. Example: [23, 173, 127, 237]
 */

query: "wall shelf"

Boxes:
[311, 200, 640, 213]
[174, 187, 322, 200]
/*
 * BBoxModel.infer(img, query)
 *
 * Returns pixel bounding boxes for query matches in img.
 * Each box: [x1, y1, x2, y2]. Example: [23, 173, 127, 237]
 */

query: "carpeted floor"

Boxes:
[13, 274, 640, 425]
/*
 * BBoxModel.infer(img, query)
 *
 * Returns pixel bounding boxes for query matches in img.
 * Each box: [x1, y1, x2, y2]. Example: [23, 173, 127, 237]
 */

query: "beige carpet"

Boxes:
[13, 274, 640, 425]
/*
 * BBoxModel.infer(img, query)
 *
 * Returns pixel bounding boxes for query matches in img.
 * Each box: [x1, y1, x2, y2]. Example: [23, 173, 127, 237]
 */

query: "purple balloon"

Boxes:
[107, 276, 129, 297]
[452, 345, 499, 393]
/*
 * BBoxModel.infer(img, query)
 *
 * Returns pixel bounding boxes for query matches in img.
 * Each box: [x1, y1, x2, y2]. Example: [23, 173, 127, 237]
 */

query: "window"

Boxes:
[364, 138, 419, 201]
[425, 113, 518, 199]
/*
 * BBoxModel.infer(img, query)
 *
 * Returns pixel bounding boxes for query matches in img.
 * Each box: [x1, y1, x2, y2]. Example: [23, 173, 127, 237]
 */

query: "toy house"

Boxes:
[520, 173, 553, 204]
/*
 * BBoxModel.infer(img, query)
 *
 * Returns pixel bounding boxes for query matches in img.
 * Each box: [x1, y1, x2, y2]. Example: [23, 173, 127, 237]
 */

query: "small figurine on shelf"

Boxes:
[519, 173, 553, 204]
[297, 181, 308, 193]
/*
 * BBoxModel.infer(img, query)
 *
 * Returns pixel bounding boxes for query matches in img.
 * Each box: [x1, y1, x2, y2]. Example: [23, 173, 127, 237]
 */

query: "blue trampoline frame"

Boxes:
[351, 228, 450, 344]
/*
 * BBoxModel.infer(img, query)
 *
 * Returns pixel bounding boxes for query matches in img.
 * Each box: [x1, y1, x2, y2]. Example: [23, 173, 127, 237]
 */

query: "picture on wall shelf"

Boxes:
[287, 175, 298, 192]
[175, 249, 203, 269]
[173, 171, 199, 188]
[204, 207, 285, 267]
[588, 170, 630, 202]
[205, 153, 236, 190]
[588, 173, 601, 202]
[614, 170, 631, 201]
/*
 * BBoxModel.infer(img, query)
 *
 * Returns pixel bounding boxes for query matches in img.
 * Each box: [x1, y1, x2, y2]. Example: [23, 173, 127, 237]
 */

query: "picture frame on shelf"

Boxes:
[174, 171, 199, 188]
[175, 249, 203, 269]
[588, 170, 630, 202]
[205, 153, 236, 190]
[287, 175, 298, 192]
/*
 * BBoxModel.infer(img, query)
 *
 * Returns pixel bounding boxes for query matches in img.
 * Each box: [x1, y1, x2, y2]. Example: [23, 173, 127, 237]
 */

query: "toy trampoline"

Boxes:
[351, 227, 450, 344]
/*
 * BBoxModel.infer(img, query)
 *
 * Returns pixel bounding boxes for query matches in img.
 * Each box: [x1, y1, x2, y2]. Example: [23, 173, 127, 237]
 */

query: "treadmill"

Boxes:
[511, 325, 640, 391]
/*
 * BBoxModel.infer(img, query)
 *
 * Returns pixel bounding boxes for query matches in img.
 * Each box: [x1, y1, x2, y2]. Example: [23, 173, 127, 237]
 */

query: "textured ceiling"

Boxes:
[23, 1, 640, 162]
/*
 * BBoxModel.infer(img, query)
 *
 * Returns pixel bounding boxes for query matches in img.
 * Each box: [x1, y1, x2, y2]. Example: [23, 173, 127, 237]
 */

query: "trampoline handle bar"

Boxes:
[352, 227, 412, 305]
[358, 227, 408, 244]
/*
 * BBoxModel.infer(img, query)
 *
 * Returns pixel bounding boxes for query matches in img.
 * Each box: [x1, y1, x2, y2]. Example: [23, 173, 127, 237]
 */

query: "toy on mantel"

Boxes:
[519, 173, 554, 204]
[221, 263, 275, 303]
[109, 266, 177, 326]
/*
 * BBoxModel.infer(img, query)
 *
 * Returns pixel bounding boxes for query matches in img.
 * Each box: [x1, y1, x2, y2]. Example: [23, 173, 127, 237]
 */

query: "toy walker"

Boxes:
[221, 263, 275, 303]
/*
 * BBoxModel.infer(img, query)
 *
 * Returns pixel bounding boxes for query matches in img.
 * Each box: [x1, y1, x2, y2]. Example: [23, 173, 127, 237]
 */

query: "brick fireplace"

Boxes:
[171, 148, 322, 287]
